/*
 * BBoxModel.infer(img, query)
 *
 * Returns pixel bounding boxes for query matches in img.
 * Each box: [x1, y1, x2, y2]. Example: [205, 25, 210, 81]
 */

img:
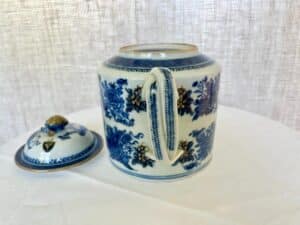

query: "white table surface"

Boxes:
[0, 106, 299, 225]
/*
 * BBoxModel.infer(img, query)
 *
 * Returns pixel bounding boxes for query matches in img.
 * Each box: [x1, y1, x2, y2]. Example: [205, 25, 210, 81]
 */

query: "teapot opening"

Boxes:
[119, 43, 199, 60]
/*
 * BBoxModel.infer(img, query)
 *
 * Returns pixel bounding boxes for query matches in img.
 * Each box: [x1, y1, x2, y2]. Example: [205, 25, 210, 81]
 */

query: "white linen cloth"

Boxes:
[0, 106, 299, 225]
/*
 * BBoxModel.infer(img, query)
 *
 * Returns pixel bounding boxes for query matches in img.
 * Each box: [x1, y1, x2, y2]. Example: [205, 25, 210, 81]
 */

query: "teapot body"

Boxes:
[98, 44, 220, 179]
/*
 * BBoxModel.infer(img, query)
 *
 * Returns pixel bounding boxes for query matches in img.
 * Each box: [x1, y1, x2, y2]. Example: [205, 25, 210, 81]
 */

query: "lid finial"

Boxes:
[45, 115, 69, 132]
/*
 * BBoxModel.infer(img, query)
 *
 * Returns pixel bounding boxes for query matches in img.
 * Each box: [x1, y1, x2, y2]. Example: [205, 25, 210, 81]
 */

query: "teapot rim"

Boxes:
[118, 43, 199, 60]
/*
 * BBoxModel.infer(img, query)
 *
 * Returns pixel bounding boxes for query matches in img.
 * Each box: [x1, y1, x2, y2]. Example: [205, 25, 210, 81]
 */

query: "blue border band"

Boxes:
[161, 68, 176, 151]
[149, 83, 163, 160]
[111, 156, 212, 180]
[104, 55, 214, 72]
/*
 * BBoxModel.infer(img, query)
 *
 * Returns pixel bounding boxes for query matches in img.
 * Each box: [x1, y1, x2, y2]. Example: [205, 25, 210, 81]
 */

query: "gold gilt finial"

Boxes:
[46, 115, 68, 131]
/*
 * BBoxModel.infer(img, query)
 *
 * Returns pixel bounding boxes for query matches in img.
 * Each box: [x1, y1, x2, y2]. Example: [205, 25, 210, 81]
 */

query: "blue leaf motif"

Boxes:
[101, 79, 134, 126]
[192, 74, 220, 120]
[190, 122, 216, 161]
[173, 122, 216, 171]
[105, 125, 144, 170]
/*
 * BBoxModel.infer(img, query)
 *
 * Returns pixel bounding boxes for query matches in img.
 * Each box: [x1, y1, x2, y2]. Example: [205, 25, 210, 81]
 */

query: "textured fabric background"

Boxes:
[0, 0, 299, 143]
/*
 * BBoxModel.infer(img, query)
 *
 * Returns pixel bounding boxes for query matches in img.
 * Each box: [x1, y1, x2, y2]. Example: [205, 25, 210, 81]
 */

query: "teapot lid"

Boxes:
[15, 115, 102, 172]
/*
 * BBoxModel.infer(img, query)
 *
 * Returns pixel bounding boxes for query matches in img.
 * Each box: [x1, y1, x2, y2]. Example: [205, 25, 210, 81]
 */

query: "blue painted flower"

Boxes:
[105, 125, 144, 170]
[101, 79, 134, 126]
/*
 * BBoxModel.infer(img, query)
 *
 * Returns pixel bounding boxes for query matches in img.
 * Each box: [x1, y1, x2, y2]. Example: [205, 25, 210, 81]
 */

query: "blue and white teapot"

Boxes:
[98, 43, 220, 180]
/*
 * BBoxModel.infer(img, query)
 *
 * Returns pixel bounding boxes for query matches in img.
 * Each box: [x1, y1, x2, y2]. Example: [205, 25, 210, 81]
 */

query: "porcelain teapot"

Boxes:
[98, 43, 220, 179]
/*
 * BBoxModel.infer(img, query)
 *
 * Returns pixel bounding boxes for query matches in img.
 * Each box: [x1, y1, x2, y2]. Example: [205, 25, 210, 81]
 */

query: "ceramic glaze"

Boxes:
[15, 115, 102, 171]
[98, 43, 220, 179]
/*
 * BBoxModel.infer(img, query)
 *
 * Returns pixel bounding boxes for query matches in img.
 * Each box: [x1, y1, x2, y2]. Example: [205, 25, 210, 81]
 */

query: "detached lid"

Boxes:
[15, 115, 102, 172]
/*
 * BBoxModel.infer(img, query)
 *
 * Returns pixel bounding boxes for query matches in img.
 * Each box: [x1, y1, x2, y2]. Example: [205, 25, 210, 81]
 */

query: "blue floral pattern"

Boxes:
[190, 122, 215, 161]
[105, 123, 215, 171]
[192, 74, 220, 120]
[101, 79, 134, 126]
[174, 122, 216, 170]
[101, 74, 219, 125]
[101, 77, 219, 172]
[27, 125, 87, 152]
[105, 125, 146, 170]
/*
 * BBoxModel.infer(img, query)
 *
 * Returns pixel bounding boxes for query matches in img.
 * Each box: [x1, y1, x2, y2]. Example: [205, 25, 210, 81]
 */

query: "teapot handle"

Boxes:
[142, 67, 183, 164]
